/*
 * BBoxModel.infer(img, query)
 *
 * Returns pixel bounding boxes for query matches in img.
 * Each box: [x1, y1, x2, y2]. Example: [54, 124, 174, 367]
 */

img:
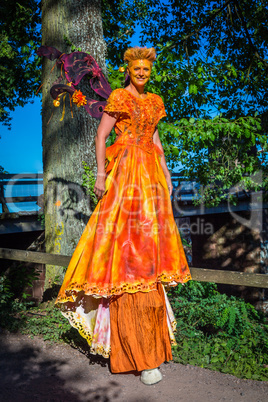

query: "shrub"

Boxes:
[169, 281, 268, 381]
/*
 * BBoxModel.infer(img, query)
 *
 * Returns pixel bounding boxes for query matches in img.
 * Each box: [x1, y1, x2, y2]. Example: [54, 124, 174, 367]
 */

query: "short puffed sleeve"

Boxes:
[103, 89, 130, 119]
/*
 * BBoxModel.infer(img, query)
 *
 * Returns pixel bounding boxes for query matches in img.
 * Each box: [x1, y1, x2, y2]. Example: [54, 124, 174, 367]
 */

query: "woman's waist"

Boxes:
[113, 135, 155, 153]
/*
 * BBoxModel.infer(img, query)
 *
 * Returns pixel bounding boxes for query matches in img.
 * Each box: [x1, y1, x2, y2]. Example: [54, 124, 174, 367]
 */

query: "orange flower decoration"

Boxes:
[72, 90, 87, 107]
[53, 97, 61, 107]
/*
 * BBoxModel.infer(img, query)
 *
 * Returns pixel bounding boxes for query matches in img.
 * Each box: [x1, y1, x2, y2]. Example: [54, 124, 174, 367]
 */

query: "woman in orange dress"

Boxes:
[56, 47, 191, 385]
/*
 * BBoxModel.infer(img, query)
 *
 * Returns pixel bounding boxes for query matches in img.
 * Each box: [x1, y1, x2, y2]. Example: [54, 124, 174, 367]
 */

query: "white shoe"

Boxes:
[140, 368, 163, 385]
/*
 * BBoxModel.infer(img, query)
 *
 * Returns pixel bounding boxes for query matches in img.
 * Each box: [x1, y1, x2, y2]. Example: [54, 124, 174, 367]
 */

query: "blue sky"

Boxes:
[0, 98, 43, 173]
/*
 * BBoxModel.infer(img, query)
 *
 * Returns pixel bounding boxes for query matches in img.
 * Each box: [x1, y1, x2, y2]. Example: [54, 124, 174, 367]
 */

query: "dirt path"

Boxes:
[0, 332, 267, 402]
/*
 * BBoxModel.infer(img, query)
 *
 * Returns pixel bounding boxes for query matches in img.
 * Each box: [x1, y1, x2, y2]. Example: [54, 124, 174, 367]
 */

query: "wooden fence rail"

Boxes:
[0, 247, 268, 288]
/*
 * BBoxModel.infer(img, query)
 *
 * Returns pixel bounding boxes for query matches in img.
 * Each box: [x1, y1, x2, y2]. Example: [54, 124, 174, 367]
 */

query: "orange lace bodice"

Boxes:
[104, 88, 166, 154]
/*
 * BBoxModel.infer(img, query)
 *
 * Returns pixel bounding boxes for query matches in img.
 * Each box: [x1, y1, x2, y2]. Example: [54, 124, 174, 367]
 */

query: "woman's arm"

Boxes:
[94, 113, 117, 199]
[153, 128, 173, 196]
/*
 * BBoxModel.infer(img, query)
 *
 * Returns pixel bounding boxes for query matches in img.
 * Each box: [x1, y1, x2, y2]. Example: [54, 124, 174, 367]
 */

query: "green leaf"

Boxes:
[189, 84, 198, 94]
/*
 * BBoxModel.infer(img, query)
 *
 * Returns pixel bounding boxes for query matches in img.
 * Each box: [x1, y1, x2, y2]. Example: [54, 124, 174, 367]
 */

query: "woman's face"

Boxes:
[127, 59, 152, 89]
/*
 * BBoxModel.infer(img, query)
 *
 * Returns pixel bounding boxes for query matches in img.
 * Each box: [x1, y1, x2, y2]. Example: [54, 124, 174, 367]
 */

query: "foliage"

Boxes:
[8, 263, 39, 295]
[102, 0, 153, 66]
[169, 281, 268, 381]
[0, 0, 42, 128]
[140, 0, 268, 206]
[102, 0, 268, 206]
[37, 213, 45, 228]
[0, 274, 34, 331]
[173, 333, 268, 381]
[0, 268, 71, 340]
[18, 305, 89, 351]
[20, 305, 72, 342]
[0, 260, 41, 330]
[158, 115, 267, 206]
[107, 64, 126, 91]
[81, 161, 98, 209]
[0, 165, 8, 177]
[140, 1, 268, 117]
[102, 0, 268, 120]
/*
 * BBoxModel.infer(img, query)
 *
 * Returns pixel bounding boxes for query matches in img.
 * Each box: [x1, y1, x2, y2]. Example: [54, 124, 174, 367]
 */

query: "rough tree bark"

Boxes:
[41, 0, 107, 288]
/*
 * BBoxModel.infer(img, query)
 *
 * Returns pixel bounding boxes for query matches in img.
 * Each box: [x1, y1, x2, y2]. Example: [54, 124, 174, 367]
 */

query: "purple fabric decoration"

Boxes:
[50, 84, 76, 99]
[37, 46, 112, 119]
[50, 83, 107, 119]
[37, 46, 63, 61]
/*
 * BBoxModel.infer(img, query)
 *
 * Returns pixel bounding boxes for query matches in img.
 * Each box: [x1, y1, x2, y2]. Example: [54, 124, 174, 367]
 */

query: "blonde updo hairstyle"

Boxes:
[123, 47, 156, 67]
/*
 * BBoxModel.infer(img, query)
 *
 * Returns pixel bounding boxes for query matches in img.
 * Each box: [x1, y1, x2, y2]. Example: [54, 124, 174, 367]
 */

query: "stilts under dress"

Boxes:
[55, 88, 192, 372]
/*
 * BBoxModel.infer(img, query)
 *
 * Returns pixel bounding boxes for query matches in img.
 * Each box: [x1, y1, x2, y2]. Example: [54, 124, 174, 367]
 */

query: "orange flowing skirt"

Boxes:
[56, 141, 191, 365]
[110, 283, 173, 373]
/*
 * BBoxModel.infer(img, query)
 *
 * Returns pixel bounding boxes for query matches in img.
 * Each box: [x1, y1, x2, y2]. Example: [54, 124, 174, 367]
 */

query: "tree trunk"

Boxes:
[41, 0, 107, 288]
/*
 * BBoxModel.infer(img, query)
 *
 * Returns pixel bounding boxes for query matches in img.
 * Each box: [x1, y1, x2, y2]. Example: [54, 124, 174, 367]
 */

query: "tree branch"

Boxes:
[233, 0, 268, 68]
[170, 0, 233, 49]
[107, 29, 132, 46]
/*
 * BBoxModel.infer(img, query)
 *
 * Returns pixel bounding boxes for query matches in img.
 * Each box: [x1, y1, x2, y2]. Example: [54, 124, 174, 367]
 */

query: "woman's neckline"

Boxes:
[123, 88, 150, 101]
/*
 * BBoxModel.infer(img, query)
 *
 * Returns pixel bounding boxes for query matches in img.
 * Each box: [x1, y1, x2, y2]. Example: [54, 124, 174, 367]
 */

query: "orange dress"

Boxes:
[56, 88, 191, 365]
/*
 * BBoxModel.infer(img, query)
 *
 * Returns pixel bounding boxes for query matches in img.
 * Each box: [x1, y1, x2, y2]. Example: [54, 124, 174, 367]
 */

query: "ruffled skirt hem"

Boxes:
[55, 272, 191, 304]
[60, 285, 177, 359]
